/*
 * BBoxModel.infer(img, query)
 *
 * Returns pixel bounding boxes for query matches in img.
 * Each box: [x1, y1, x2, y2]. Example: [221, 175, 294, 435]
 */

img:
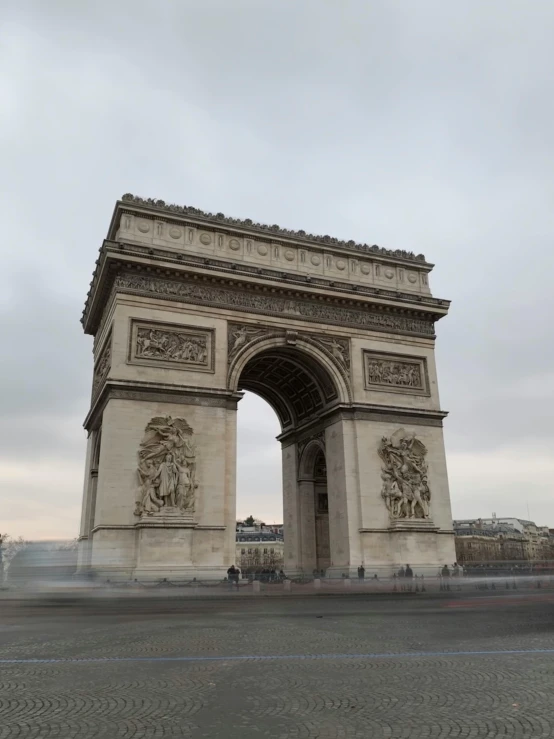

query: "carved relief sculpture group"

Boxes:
[379, 429, 431, 520]
[136, 327, 208, 365]
[367, 359, 422, 389]
[135, 416, 198, 516]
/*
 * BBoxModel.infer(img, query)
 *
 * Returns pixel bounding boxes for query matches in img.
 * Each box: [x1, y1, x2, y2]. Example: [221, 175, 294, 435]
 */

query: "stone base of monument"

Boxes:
[388, 519, 439, 532]
[130, 509, 227, 581]
[134, 507, 196, 528]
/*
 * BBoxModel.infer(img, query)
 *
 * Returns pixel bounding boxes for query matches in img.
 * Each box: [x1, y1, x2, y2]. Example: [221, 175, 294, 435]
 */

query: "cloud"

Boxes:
[0, 274, 90, 417]
[237, 393, 283, 524]
[1, 0, 554, 536]
[0, 456, 82, 539]
[448, 442, 554, 522]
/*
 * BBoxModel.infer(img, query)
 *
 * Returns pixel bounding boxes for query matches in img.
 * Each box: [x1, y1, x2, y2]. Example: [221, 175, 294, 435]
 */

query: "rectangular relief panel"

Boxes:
[128, 320, 215, 373]
[363, 350, 429, 396]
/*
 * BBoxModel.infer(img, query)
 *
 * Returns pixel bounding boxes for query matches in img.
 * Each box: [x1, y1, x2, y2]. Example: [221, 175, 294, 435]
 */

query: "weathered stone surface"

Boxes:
[78, 198, 455, 579]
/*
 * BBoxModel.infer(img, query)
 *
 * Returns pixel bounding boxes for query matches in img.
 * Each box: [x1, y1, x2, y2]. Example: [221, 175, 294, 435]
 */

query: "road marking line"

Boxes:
[2, 648, 554, 664]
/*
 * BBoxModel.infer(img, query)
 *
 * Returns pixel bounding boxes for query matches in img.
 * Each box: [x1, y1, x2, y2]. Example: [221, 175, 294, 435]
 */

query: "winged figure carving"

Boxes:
[135, 416, 198, 517]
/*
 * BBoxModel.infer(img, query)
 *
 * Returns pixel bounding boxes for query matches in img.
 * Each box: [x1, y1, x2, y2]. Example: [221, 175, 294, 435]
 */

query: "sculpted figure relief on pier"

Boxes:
[379, 429, 431, 521]
[135, 416, 198, 517]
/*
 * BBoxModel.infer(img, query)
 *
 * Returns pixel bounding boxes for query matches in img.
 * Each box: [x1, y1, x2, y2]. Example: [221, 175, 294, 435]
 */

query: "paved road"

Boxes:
[1, 592, 554, 737]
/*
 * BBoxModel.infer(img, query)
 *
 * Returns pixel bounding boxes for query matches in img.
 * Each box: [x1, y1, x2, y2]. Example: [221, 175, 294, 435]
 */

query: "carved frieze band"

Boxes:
[363, 350, 429, 396]
[92, 331, 112, 397]
[114, 272, 434, 337]
[128, 320, 214, 373]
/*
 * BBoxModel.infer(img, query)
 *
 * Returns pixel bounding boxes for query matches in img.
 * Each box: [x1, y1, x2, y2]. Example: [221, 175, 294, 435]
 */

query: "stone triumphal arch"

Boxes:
[78, 195, 456, 579]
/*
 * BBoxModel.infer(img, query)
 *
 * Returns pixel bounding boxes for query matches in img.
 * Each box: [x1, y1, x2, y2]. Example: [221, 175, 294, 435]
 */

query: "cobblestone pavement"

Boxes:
[1, 592, 554, 737]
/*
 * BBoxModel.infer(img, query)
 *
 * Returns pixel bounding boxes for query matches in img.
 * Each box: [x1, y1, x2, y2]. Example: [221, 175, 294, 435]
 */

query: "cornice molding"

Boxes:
[91, 523, 226, 533]
[277, 402, 448, 444]
[324, 404, 447, 428]
[82, 240, 449, 332]
[83, 380, 240, 431]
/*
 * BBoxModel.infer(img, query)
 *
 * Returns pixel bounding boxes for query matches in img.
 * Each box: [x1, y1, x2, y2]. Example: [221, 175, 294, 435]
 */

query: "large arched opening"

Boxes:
[232, 339, 345, 575]
[236, 392, 282, 524]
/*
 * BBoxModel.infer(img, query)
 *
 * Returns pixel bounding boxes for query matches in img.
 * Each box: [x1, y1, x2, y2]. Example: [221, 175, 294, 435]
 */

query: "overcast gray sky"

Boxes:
[2, 0, 553, 538]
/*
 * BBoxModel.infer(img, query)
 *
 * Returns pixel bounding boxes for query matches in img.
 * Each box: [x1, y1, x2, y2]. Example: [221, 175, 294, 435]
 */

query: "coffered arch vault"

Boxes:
[228, 336, 350, 431]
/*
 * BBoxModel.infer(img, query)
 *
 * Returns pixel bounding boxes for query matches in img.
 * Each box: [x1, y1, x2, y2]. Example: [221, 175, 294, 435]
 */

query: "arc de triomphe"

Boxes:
[78, 195, 455, 579]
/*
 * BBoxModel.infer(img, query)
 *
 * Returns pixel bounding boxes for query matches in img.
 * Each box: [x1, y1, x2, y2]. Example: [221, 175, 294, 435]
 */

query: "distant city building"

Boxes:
[264, 524, 284, 536]
[233, 514, 554, 569]
[236, 519, 283, 535]
[236, 517, 262, 531]
[477, 518, 551, 560]
[235, 525, 284, 573]
[454, 516, 554, 563]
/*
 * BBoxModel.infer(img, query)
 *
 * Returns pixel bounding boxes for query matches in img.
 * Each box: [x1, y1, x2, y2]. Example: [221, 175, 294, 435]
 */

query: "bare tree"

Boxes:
[0, 534, 29, 577]
[57, 538, 79, 551]
[263, 550, 284, 569]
